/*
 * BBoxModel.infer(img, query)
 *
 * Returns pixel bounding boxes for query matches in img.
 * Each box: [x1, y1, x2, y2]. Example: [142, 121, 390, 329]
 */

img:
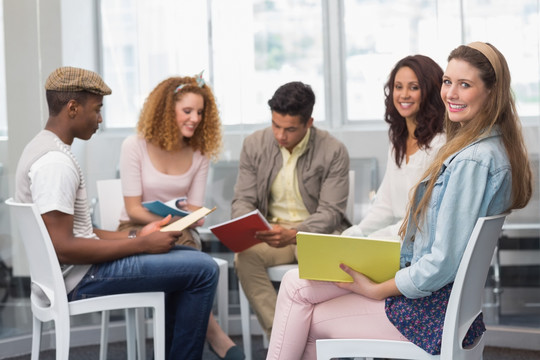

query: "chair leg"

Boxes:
[31, 316, 42, 360]
[101, 309, 143, 360]
[54, 318, 71, 360]
[239, 282, 252, 360]
[135, 308, 146, 360]
[215, 258, 229, 334]
[100, 310, 110, 360]
[126, 308, 137, 360]
[153, 303, 166, 360]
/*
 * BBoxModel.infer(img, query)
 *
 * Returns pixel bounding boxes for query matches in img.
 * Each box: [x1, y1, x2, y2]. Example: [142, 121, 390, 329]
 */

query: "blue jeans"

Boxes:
[68, 246, 219, 360]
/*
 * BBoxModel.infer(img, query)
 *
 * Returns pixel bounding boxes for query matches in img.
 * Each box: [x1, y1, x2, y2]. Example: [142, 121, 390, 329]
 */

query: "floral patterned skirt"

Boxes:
[385, 283, 485, 355]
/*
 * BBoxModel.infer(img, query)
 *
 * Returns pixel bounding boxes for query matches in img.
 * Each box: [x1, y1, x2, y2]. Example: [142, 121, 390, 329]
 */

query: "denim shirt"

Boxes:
[395, 128, 512, 299]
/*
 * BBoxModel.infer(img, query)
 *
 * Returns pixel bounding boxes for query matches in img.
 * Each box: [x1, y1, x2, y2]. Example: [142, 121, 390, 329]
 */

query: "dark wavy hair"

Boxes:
[268, 81, 315, 124]
[384, 55, 445, 167]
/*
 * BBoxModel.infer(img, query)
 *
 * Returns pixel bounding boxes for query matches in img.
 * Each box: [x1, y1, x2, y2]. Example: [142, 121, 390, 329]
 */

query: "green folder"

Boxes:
[296, 232, 401, 283]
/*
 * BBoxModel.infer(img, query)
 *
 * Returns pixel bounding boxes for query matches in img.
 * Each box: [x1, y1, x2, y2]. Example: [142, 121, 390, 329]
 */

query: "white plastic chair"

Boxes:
[96, 179, 229, 359]
[316, 212, 509, 360]
[238, 171, 355, 360]
[96, 179, 146, 360]
[5, 198, 166, 360]
[96, 178, 124, 231]
[345, 170, 355, 222]
[238, 264, 298, 360]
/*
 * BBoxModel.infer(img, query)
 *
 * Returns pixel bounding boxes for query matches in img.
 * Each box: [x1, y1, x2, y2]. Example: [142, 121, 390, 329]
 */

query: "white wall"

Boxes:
[3, 0, 63, 275]
[2, 0, 101, 275]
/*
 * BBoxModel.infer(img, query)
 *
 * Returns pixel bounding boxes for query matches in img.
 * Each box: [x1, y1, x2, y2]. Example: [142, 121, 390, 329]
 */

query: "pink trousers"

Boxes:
[266, 269, 406, 360]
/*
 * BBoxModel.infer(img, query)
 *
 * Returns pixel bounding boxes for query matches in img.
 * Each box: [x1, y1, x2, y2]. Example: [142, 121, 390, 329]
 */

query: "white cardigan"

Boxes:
[343, 133, 446, 239]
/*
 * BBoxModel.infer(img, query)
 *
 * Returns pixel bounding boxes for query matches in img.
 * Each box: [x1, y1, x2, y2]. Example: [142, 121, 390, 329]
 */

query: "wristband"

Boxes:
[128, 229, 137, 239]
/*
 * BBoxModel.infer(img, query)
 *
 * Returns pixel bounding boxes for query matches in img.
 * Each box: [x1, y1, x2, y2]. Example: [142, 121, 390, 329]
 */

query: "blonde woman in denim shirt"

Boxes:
[265, 42, 532, 360]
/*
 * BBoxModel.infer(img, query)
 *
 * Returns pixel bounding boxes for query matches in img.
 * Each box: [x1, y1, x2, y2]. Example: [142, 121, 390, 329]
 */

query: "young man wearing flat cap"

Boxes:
[15, 66, 218, 359]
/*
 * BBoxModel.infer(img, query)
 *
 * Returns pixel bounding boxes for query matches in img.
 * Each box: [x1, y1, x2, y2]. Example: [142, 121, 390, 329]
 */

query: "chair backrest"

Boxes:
[96, 179, 123, 231]
[346, 170, 355, 222]
[349, 157, 378, 224]
[441, 212, 508, 358]
[204, 160, 239, 227]
[5, 198, 70, 321]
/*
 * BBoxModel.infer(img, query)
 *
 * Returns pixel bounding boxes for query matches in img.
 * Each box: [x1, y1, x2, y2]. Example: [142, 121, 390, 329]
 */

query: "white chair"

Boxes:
[346, 170, 355, 222]
[238, 264, 298, 360]
[238, 170, 355, 360]
[316, 212, 509, 360]
[96, 178, 124, 231]
[96, 179, 229, 359]
[5, 198, 165, 360]
[96, 179, 145, 360]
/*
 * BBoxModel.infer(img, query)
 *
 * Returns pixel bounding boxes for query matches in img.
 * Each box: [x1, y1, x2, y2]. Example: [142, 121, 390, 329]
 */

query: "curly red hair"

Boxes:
[137, 76, 222, 160]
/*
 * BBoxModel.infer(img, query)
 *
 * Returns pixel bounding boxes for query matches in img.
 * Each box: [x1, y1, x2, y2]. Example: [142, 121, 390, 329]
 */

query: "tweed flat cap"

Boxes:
[45, 66, 112, 95]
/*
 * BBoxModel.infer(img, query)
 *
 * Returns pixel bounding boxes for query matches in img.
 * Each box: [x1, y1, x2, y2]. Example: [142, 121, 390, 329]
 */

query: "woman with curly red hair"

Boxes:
[118, 74, 244, 359]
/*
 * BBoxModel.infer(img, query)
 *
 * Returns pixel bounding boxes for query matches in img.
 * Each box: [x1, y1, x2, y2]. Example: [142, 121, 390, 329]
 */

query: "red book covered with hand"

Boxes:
[209, 209, 272, 252]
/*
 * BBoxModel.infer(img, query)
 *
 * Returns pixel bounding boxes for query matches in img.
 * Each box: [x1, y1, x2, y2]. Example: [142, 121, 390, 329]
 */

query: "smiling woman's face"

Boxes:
[440, 59, 490, 126]
[392, 66, 421, 122]
[175, 92, 204, 138]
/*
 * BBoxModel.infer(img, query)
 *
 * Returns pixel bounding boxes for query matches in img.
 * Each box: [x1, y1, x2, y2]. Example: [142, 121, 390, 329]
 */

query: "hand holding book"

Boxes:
[254, 224, 297, 248]
[174, 197, 188, 211]
[209, 209, 272, 252]
[334, 263, 402, 300]
[143, 197, 191, 218]
[139, 214, 173, 236]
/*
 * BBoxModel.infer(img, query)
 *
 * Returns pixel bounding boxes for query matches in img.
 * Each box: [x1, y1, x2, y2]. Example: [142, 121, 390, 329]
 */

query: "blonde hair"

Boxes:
[399, 43, 532, 237]
[137, 76, 222, 161]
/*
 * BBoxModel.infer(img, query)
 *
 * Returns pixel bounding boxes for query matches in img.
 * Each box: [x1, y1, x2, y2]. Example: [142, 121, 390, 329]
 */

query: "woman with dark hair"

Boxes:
[265, 43, 532, 360]
[343, 55, 445, 239]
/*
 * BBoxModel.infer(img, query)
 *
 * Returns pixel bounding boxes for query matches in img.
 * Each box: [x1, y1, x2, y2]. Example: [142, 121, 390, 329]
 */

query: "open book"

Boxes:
[160, 206, 216, 232]
[208, 209, 272, 252]
[143, 197, 190, 218]
[296, 232, 400, 283]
